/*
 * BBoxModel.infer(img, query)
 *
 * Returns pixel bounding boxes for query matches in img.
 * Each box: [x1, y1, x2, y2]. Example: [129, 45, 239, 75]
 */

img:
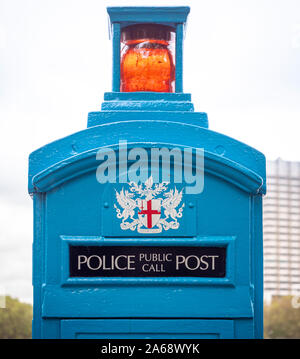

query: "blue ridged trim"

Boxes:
[104, 92, 192, 101]
[101, 102, 194, 112]
[87, 111, 208, 128]
[101, 92, 194, 112]
[30, 143, 263, 195]
[28, 121, 266, 194]
[107, 7, 190, 24]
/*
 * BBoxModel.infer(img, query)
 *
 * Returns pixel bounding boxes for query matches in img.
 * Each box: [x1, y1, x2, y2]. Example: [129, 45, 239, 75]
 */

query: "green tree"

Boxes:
[0, 296, 32, 339]
[264, 296, 300, 339]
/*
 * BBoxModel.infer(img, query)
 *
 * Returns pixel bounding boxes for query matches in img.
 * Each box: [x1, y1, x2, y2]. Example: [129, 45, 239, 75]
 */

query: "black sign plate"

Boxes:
[69, 246, 226, 278]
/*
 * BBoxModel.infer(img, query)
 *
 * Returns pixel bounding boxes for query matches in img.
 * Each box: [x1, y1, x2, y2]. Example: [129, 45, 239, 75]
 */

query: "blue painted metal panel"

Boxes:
[252, 195, 264, 339]
[61, 319, 234, 339]
[32, 193, 45, 339]
[42, 285, 253, 319]
[37, 170, 255, 319]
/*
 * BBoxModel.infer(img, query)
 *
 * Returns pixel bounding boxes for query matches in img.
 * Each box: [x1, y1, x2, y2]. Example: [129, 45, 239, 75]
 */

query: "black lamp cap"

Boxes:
[121, 23, 175, 42]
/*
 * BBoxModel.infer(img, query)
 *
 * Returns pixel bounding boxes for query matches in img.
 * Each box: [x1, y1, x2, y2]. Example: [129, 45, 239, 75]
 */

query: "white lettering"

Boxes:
[87, 255, 102, 270]
[176, 255, 185, 270]
[77, 255, 87, 270]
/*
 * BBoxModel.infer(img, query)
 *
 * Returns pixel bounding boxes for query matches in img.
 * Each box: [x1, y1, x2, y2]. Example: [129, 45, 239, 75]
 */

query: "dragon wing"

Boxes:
[116, 189, 136, 209]
[162, 188, 183, 209]
[116, 189, 129, 209]
[170, 188, 183, 209]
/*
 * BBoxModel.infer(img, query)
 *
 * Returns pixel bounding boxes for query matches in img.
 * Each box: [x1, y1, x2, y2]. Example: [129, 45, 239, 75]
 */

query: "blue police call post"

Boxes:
[28, 7, 265, 339]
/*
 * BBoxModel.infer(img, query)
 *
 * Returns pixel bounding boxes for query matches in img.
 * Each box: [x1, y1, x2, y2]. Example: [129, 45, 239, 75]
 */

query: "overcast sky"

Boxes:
[1, 0, 300, 303]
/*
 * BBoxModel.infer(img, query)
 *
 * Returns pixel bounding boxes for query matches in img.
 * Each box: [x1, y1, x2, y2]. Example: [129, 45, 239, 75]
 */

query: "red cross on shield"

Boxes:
[138, 199, 161, 229]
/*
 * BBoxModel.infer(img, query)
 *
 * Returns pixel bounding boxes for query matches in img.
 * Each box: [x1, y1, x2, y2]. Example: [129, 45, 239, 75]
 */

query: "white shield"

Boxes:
[138, 199, 161, 229]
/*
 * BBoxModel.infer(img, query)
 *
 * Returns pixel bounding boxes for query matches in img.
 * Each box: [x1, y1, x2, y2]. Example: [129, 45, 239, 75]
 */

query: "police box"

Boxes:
[28, 6, 266, 339]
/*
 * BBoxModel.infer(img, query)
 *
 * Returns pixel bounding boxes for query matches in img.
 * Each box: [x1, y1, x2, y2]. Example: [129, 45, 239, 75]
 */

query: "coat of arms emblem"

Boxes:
[114, 176, 185, 233]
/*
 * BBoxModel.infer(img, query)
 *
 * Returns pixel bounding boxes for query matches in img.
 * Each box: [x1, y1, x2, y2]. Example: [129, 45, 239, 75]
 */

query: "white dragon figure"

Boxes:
[162, 188, 185, 222]
[114, 189, 137, 227]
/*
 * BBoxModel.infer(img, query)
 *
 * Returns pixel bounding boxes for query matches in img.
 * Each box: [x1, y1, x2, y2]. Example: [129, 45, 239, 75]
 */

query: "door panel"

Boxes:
[61, 319, 234, 339]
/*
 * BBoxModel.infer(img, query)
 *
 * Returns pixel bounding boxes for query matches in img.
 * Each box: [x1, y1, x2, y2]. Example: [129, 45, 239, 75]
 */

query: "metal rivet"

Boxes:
[215, 145, 226, 155]
[71, 142, 78, 154]
[103, 202, 109, 208]
[188, 202, 194, 208]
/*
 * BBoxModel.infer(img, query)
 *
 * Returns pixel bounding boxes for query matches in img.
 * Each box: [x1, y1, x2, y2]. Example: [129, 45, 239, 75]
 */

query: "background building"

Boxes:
[264, 158, 300, 301]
